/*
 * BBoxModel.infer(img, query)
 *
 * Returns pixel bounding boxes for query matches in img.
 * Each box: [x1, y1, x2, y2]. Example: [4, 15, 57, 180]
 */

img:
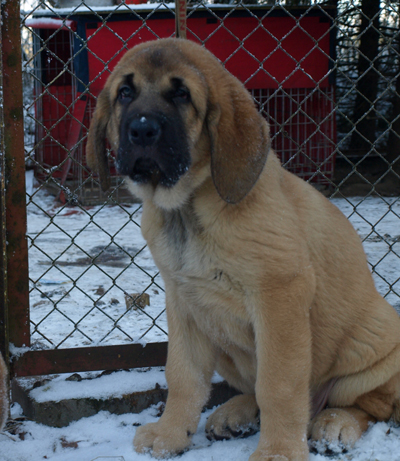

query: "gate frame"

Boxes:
[1, 0, 169, 380]
[0, 3, 9, 374]
[2, 0, 336, 379]
[1, 0, 30, 379]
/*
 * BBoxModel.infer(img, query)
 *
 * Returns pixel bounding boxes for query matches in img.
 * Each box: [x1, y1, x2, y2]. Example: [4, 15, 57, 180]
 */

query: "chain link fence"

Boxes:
[4, 0, 399, 375]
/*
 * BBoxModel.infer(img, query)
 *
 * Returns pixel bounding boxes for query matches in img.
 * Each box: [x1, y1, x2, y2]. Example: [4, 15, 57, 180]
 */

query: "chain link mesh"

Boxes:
[19, 0, 400, 352]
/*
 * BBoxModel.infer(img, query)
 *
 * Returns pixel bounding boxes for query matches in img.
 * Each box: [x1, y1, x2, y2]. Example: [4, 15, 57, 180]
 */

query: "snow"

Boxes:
[22, 3, 178, 15]
[29, 367, 168, 403]
[24, 18, 74, 29]
[27, 180, 167, 349]
[2, 176, 399, 460]
[17, 366, 225, 404]
[331, 196, 400, 313]
[2, 401, 400, 461]
[22, 2, 271, 16]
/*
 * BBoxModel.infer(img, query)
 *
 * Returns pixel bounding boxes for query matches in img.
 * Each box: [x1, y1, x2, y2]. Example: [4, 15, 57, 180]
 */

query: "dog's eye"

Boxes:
[173, 86, 190, 102]
[118, 85, 134, 102]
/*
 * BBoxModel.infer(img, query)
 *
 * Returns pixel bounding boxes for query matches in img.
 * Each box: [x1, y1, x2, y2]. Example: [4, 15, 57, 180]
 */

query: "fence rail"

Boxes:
[0, 0, 399, 380]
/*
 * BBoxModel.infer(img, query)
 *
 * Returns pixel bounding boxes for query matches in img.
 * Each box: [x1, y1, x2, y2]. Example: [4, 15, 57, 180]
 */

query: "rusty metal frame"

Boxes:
[175, 0, 187, 39]
[0, 2, 168, 379]
[2, 1, 30, 357]
[0, 1, 345, 379]
[12, 342, 168, 377]
[4, 1, 398, 381]
[0, 6, 9, 371]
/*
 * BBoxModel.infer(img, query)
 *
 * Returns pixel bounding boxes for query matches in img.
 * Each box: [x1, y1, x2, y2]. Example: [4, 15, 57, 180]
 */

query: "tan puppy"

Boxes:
[86, 38, 400, 461]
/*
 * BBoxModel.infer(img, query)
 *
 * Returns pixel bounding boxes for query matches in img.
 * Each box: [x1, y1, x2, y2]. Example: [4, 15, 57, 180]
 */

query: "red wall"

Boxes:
[86, 15, 331, 95]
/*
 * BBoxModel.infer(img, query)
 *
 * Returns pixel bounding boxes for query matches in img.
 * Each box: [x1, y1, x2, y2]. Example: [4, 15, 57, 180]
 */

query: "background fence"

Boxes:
[0, 0, 399, 380]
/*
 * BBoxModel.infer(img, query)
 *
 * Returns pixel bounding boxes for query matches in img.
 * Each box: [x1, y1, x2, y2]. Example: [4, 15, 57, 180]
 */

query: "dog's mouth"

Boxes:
[129, 157, 164, 187]
[117, 154, 189, 188]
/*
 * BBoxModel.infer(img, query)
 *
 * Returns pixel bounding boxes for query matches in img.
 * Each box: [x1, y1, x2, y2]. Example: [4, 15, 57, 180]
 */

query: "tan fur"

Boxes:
[309, 407, 374, 452]
[205, 394, 259, 440]
[0, 352, 8, 431]
[86, 38, 400, 460]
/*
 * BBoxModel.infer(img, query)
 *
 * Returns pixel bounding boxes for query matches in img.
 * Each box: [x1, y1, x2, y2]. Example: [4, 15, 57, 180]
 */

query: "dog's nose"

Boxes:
[128, 117, 161, 147]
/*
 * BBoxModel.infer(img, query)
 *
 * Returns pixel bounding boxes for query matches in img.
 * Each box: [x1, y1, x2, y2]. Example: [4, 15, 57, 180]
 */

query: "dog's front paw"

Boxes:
[249, 451, 289, 461]
[248, 436, 309, 461]
[309, 408, 363, 454]
[133, 421, 192, 458]
[206, 394, 259, 440]
[248, 443, 309, 461]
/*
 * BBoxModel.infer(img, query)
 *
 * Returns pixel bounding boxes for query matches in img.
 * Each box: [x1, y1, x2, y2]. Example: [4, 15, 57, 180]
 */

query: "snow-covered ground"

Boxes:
[27, 176, 168, 349]
[3, 175, 399, 460]
[2, 398, 400, 461]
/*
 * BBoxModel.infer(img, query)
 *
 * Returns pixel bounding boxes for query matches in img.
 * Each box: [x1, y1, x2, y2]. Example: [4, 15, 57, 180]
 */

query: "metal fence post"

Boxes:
[0, 5, 9, 370]
[1, 0, 30, 352]
[175, 0, 187, 39]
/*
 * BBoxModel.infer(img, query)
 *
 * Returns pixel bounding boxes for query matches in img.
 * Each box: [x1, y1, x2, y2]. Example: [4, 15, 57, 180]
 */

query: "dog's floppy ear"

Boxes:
[86, 89, 111, 191]
[207, 84, 270, 204]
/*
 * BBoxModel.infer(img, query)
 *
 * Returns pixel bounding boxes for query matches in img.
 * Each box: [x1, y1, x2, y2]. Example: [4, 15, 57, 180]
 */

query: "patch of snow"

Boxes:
[8, 344, 31, 359]
[2, 402, 400, 461]
[25, 170, 34, 198]
[29, 367, 168, 403]
[26, 185, 167, 349]
[25, 18, 74, 29]
[23, 368, 224, 404]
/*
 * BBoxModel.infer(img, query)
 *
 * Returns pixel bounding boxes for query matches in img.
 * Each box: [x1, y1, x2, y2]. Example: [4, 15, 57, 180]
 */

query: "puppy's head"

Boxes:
[86, 38, 270, 209]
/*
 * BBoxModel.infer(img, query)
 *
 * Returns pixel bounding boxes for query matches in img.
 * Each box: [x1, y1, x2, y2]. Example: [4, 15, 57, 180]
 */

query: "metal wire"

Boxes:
[18, 0, 400, 352]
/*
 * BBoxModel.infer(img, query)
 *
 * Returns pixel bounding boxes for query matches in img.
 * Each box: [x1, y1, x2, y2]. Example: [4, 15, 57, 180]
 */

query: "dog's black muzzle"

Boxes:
[117, 112, 191, 188]
[128, 116, 161, 148]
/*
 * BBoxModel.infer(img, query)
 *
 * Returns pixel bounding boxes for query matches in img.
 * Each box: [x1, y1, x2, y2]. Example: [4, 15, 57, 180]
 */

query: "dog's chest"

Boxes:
[152, 208, 254, 351]
[160, 209, 242, 295]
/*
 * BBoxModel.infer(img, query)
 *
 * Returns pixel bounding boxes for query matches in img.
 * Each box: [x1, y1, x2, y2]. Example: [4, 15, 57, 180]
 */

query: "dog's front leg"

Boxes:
[133, 289, 216, 458]
[249, 278, 313, 461]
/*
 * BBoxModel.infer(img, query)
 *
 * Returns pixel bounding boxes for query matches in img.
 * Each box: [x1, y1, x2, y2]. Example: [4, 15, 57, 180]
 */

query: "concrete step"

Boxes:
[11, 367, 239, 428]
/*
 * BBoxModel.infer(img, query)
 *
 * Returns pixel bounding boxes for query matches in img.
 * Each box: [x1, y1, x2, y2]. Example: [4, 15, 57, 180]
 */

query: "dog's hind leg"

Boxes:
[354, 372, 400, 421]
[309, 372, 400, 454]
[309, 406, 374, 453]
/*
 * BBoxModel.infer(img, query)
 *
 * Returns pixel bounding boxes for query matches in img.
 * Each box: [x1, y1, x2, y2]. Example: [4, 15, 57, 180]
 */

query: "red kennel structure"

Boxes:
[28, 4, 336, 204]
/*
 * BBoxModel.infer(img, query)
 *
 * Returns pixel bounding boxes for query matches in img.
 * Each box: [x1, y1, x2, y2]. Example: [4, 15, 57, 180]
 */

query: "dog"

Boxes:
[86, 38, 400, 460]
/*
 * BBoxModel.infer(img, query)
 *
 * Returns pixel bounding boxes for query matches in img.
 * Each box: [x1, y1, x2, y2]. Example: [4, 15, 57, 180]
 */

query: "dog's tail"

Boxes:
[0, 352, 9, 431]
